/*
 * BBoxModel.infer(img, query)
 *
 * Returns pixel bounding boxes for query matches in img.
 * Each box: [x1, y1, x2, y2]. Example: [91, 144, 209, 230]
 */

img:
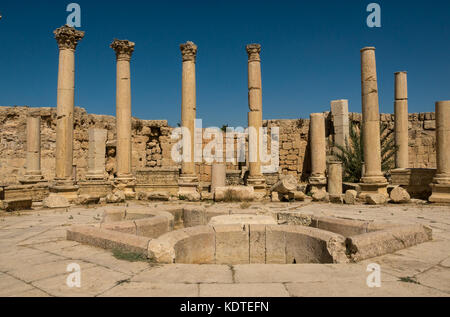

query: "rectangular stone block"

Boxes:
[249, 224, 265, 263]
[265, 225, 286, 264]
[0, 198, 33, 212]
[135, 217, 171, 238]
[174, 226, 215, 264]
[214, 224, 249, 264]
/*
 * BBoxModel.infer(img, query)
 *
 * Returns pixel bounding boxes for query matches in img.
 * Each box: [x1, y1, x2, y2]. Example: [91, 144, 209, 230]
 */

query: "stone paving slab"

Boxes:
[416, 266, 450, 293]
[199, 283, 290, 297]
[1, 203, 449, 297]
[31, 265, 130, 297]
[285, 280, 447, 297]
[100, 283, 199, 297]
[131, 264, 233, 284]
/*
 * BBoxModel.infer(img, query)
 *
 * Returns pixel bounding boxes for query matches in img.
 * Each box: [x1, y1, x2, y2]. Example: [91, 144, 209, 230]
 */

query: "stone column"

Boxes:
[78, 128, 111, 198]
[309, 113, 327, 193]
[328, 161, 343, 202]
[111, 39, 136, 197]
[178, 41, 200, 200]
[211, 163, 226, 193]
[246, 44, 266, 195]
[394, 71, 409, 169]
[359, 47, 388, 197]
[21, 110, 44, 183]
[330, 99, 349, 153]
[86, 129, 107, 180]
[51, 25, 84, 200]
[429, 101, 450, 203]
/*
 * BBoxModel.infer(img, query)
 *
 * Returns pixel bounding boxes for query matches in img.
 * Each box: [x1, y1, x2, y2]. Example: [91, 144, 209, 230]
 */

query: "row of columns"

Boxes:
[29, 25, 268, 200]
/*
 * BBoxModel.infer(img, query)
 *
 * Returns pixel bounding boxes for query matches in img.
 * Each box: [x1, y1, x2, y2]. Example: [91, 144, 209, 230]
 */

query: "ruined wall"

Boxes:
[0, 106, 437, 185]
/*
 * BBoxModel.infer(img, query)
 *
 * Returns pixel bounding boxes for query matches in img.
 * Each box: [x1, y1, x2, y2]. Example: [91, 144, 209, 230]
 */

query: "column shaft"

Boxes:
[394, 72, 409, 169]
[24, 113, 43, 181]
[116, 59, 132, 178]
[181, 57, 196, 176]
[310, 113, 326, 178]
[331, 99, 349, 151]
[435, 101, 450, 179]
[55, 48, 75, 180]
[86, 128, 107, 179]
[360, 47, 385, 182]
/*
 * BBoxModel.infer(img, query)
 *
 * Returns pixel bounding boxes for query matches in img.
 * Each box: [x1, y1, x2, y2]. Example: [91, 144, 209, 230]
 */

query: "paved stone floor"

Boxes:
[0, 201, 449, 297]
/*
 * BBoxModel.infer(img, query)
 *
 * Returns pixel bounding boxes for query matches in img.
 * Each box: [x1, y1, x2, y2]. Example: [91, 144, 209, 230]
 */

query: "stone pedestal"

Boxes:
[309, 113, 327, 194]
[111, 39, 136, 198]
[135, 167, 179, 195]
[246, 43, 266, 195]
[359, 47, 388, 198]
[211, 163, 226, 193]
[50, 25, 84, 201]
[178, 42, 199, 200]
[429, 101, 450, 203]
[391, 168, 435, 199]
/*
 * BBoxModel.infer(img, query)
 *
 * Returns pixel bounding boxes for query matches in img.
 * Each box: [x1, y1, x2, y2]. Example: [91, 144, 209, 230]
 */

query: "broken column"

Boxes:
[328, 161, 343, 202]
[246, 43, 266, 196]
[178, 41, 200, 200]
[394, 71, 409, 169]
[111, 39, 136, 198]
[51, 25, 84, 200]
[309, 113, 327, 194]
[429, 101, 450, 203]
[359, 47, 388, 198]
[21, 110, 44, 184]
[211, 163, 226, 193]
[78, 128, 111, 198]
[330, 99, 349, 153]
[86, 129, 108, 180]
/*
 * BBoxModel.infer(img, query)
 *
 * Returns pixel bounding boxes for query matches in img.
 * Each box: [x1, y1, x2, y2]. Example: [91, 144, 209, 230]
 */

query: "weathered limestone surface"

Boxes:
[111, 39, 136, 196]
[394, 72, 409, 169]
[330, 99, 349, 153]
[359, 47, 387, 197]
[246, 44, 266, 193]
[21, 111, 44, 183]
[429, 101, 450, 203]
[328, 161, 342, 197]
[0, 108, 438, 186]
[309, 113, 327, 193]
[210, 163, 226, 193]
[53, 25, 84, 185]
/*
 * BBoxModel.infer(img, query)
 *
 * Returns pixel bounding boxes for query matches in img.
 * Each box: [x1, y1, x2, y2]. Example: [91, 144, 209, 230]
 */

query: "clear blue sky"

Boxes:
[0, 0, 449, 127]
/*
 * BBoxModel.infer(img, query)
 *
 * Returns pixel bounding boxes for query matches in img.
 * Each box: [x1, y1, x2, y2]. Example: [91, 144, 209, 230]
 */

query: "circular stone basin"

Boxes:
[208, 214, 277, 226]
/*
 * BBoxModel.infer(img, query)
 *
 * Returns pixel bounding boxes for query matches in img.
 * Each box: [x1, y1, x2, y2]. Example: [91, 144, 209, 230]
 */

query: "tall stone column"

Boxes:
[246, 43, 266, 195]
[429, 101, 450, 203]
[178, 41, 200, 200]
[51, 25, 84, 200]
[359, 47, 388, 197]
[21, 110, 44, 184]
[309, 113, 327, 193]
[111, 39, 136, 198]
[330, 99, 349, 153]
[394, 71, 409, 169]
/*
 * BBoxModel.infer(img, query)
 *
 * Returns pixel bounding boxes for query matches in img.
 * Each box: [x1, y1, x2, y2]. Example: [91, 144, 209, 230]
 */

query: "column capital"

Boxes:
[246, 44, 261, 62]
[54, 25, 85, 51]
[110, 39, 135, 61]
[180, 41, 198, 63]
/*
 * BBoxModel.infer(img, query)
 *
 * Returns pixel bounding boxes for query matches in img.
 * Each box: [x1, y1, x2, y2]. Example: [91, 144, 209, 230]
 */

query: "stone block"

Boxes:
[0, 198, 32, 212]
[214, 224, 250, 264]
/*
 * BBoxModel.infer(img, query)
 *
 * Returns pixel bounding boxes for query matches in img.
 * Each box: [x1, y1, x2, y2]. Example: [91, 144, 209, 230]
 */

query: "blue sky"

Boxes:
[0, 0, 449, 127]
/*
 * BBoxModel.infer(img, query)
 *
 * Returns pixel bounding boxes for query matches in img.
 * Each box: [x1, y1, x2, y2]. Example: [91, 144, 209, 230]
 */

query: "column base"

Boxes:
[178, 174, 200, 201]
[114, 175, 136, 199]
[429, 183, 450, 203]
[246, 176, 266, 200]
[309, 176, 327, 194]
[78, 179, 112, 198]
[358, 182, 389, 199]
[19, 174, 46, 185]
[50, 179, 79, 202]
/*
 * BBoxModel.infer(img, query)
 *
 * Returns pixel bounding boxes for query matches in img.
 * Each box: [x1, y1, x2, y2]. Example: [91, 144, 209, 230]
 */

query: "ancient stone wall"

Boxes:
[0, 106, 436, 185]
